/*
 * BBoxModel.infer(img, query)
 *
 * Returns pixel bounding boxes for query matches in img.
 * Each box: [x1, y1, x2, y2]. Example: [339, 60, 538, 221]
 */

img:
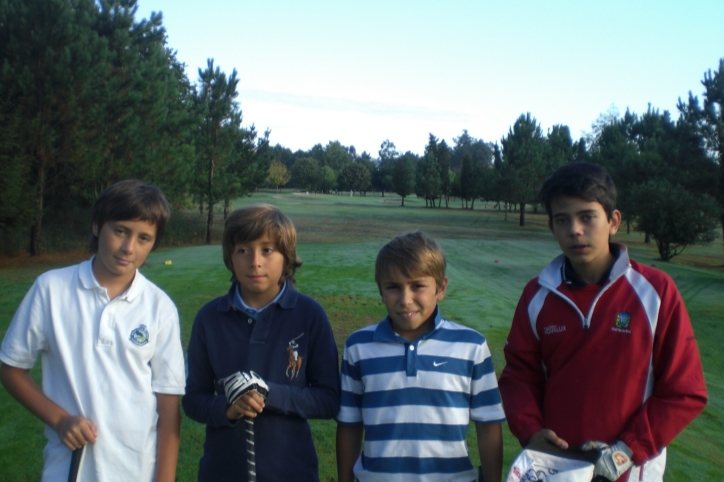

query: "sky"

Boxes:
[136, 0, 724, 156]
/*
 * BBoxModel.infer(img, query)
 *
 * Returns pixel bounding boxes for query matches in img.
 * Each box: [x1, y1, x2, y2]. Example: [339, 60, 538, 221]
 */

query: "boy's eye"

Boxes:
[263, 247, 275, 254]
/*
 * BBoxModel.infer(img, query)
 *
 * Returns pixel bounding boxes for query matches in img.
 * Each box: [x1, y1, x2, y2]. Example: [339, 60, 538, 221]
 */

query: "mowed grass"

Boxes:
[1, 190, 722, 481]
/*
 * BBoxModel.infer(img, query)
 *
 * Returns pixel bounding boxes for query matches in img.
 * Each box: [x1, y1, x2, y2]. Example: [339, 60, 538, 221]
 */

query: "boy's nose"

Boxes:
[569, 221, 583, 236]
[122, 237, 135, 253]
[250, 251, 262, 266]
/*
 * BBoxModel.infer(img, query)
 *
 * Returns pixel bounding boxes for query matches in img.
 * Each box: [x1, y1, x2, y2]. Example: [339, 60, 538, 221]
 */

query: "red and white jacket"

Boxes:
[499, 244, 707, 481]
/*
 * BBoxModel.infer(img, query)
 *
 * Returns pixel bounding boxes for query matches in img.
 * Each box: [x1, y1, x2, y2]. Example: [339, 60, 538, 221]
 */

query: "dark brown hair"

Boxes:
[89, 179, 170, 253]
[539, 162, 618, 221]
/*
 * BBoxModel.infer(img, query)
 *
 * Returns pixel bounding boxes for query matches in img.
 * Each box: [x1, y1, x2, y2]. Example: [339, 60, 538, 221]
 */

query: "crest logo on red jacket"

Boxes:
[615, 312, 631, 329]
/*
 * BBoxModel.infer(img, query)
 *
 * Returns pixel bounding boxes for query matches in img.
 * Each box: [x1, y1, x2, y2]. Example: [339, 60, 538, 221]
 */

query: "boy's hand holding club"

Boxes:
[220, 371, 269, 481]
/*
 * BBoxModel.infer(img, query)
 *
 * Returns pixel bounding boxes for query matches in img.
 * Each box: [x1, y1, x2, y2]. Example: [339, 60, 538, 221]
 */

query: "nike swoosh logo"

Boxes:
[433, 361, 447, 367]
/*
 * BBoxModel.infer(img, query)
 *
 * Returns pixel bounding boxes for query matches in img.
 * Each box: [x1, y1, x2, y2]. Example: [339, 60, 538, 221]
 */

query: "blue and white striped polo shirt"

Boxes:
[337, 308, 505, 481]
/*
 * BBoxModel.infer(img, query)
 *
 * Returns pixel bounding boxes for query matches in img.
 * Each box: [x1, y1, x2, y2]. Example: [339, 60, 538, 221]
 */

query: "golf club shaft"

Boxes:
[246, 418, 256, 482]
[68, 446, 84, 482]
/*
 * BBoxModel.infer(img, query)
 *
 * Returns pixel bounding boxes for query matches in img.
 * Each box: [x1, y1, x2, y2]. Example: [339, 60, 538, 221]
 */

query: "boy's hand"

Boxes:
[55, 415, 97, 450]
[529, 429, 568, 449]
[225, 391, 266, 420]
[580, 440, 633, 481]
[220, 370, 269, 420]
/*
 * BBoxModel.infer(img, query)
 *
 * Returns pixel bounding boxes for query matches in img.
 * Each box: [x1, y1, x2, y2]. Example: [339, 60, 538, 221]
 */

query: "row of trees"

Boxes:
[1, 1, 721, 260]
[0, 0, 271, 254]
[262, 59, 723, 261]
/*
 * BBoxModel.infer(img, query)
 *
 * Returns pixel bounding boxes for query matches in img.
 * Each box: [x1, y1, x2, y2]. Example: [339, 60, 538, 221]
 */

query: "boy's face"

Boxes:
[92, 219, 157, 288]
[379, 269, 448, 342]
[231, 234, 286, 309]
[549, 196, 621, 278]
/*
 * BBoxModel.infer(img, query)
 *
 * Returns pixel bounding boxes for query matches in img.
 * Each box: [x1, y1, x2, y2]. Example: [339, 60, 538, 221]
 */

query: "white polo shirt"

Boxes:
[0, 259, 186, 482]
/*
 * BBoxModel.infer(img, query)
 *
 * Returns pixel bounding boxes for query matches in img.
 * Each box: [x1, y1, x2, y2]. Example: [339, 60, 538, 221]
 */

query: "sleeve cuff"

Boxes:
[620, 434, 648, 465]
[264, 381, 288, 413]
[211, 394, 239, 427]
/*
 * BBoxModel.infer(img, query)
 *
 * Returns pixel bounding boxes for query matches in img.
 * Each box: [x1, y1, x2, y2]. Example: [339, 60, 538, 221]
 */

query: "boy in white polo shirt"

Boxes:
[0, 179, 186, 482]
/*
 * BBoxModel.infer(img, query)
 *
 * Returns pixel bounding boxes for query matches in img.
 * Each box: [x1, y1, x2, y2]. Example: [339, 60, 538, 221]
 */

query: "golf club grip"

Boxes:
[246, 418, 256, 482]
[68, 446, 84, 482]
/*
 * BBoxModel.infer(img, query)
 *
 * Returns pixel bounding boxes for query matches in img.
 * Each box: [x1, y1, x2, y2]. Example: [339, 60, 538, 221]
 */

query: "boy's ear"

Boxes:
[609, 209, 622, 235]
[92, 223, 99, 237]
[436, 276, 449, 301]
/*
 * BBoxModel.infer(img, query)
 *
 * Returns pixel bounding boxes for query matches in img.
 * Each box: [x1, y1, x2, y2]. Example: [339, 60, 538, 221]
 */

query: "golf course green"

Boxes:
[1, 190, 722, 481]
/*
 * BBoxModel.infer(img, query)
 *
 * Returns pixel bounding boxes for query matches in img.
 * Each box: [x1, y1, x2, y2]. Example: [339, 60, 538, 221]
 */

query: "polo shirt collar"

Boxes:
[79, 257, 144, 302]
[373, 305, 443, 343]
[232, 281, 287, 316]
[219, 280, 298, 313]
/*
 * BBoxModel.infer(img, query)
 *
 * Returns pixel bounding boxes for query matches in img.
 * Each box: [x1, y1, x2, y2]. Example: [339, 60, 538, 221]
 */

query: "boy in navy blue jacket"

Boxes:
[183, 203, 340, 481]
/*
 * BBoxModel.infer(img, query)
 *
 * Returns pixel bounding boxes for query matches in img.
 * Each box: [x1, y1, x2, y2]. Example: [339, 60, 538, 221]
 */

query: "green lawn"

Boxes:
[1, 191, 722, 481]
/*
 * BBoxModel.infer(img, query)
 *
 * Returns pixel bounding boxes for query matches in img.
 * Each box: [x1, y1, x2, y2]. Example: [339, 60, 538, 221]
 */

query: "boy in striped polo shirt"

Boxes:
[337, 231, 505, 482]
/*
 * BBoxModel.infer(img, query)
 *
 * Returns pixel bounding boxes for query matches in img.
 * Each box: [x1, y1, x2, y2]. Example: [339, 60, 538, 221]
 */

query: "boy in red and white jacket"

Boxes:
[499, 162, 707, 482]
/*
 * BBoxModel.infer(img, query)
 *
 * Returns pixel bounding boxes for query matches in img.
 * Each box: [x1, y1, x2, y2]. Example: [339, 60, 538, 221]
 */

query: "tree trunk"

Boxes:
[205, 154, 215, 244]
[30, 154, 47, 256]
[644, 232, 651, 244]
[519, 202, 526, 226]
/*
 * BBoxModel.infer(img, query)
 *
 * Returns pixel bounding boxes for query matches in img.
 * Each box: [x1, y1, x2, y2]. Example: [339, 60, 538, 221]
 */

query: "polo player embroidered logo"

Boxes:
[286, 333, 304, 379]
[129, 324, 149, 346]
[615, 312, 631, 329]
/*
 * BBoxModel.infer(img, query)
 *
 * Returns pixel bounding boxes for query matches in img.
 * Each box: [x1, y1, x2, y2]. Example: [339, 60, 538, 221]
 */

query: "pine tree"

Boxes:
[0, 0, 107, 254]
[393, 153, 417, 206]
[194, 59, 241, 243]
[500, 113, 547, 226]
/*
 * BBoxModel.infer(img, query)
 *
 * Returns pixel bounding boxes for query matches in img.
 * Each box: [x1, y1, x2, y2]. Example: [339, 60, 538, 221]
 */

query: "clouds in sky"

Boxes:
[139, 0, 724, 155]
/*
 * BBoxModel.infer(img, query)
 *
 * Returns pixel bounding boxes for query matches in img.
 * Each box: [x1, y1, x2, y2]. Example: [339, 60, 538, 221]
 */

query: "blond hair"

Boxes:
[375, 231, 446, 291]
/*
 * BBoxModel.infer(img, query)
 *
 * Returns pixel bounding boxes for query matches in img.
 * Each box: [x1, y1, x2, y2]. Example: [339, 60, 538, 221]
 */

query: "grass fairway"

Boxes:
[1, 190, 722, 481]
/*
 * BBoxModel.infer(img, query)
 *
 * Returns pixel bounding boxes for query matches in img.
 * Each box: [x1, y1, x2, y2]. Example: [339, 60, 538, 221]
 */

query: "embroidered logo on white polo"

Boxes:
[129, 324, 149, 346]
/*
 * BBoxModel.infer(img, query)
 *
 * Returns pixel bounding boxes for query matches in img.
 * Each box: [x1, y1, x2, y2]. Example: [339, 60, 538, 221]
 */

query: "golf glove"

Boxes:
[220, 371, 269, 404]
[580, 440, 633, 481]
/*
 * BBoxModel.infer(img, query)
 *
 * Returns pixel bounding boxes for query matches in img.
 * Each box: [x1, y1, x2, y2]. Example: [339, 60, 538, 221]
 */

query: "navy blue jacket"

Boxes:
[183, 282, 340, 481]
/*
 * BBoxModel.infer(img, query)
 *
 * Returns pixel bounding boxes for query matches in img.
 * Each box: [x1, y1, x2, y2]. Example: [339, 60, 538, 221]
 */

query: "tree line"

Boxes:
[266, 82, 723, 262]
[1, 1, 722, 261]
[0, 0, 270, 254]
